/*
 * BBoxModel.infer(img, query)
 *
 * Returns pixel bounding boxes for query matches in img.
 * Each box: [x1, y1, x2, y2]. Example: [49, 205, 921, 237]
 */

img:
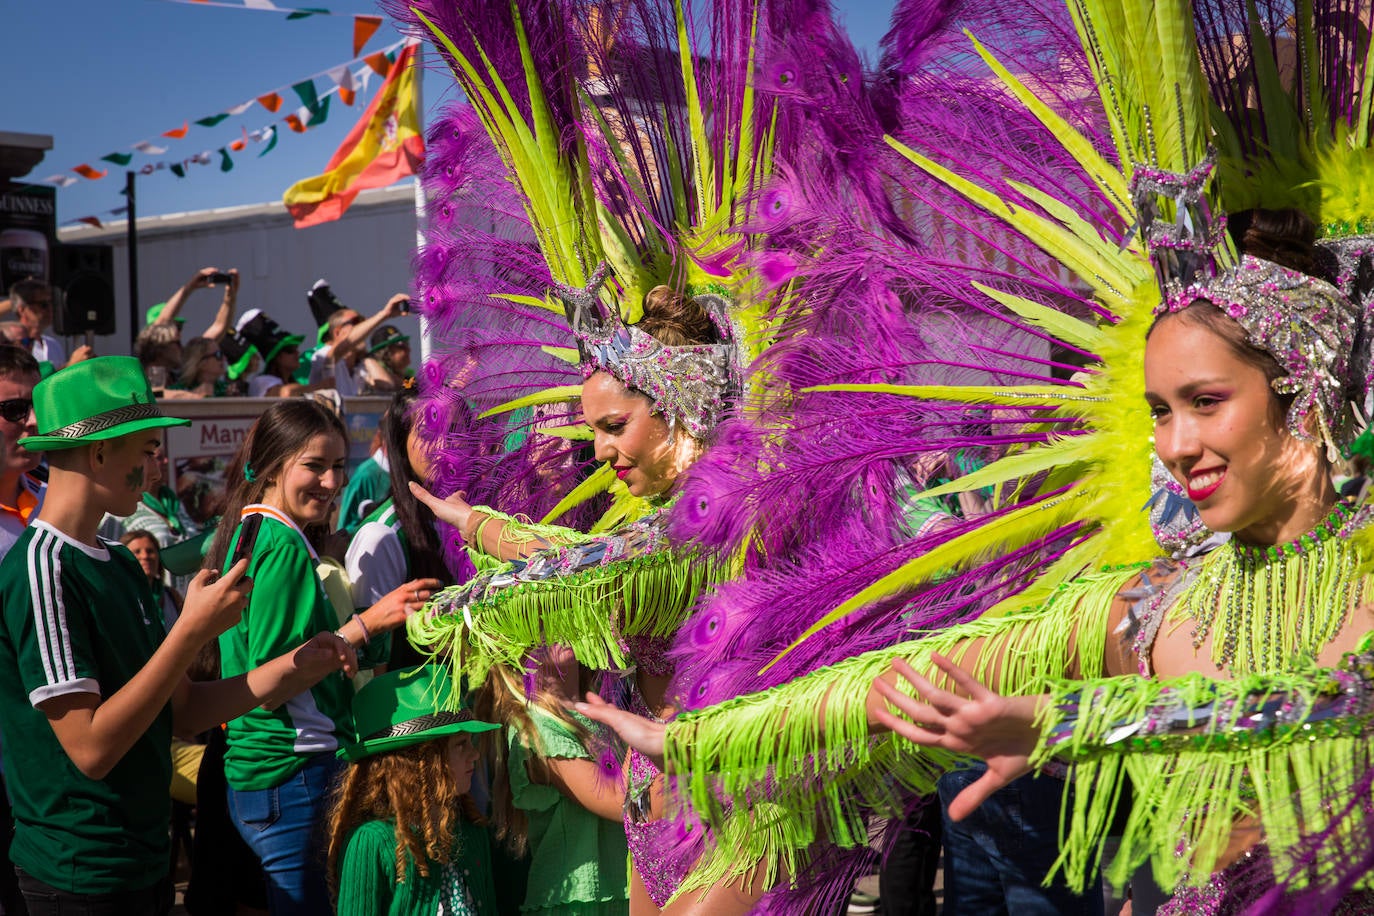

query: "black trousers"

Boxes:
[879, 795, 943, 916]
[15, 871, 172, 916]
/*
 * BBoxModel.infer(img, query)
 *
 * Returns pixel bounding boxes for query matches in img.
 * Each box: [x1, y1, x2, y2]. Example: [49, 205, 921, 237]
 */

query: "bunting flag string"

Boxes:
[34, 39, 409, 190]
[56, 43, 414, 229]
[63, 206, 130, 231]
[153, 1, 385, 54]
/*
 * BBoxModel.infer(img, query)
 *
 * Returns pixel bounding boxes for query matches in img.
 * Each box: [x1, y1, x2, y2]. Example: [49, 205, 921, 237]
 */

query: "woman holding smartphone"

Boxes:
[204, 400, 442, 916]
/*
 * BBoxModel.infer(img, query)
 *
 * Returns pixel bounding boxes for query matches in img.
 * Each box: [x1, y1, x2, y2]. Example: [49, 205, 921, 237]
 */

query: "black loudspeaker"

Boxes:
[52, 243, 116, 335]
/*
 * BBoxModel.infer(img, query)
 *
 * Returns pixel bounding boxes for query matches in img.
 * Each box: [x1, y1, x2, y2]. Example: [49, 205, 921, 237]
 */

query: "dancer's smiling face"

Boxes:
[1144, 306, 1330, 546]
[581, 370, 678, 498]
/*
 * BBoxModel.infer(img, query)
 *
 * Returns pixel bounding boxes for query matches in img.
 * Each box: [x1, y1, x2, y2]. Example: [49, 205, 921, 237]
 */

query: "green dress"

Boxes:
[508, 710, 629, 915]
[337, 817, 498, 916]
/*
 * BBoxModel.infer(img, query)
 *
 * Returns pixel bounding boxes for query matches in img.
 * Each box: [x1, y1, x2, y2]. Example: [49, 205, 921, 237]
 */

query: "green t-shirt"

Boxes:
[337, 817, 497, 916]
[508, 711, 629, 915]
[338, 454, 392, 537]
[0, 522, 171, 893]
[219, 514, 355, 790]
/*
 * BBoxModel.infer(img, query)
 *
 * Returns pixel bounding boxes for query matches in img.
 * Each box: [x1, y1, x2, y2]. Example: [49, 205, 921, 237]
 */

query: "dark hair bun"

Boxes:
[637, 285, 721, 346]
[1233, 208, 1319, 276]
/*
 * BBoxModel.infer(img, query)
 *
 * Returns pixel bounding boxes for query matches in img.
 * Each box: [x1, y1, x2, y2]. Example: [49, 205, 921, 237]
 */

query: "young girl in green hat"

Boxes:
[327, 665, 501, 915]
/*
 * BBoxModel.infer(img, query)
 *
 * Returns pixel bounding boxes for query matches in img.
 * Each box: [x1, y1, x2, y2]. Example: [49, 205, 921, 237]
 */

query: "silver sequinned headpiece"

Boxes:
[1158, 255, 1372, 459]
[553, 263, 741, 439]
[1130, 153, 1374, 460]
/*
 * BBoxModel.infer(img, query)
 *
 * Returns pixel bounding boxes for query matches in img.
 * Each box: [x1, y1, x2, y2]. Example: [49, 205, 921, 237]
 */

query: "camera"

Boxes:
[398, 297, 411, 316]
[208, 271, 233, 285]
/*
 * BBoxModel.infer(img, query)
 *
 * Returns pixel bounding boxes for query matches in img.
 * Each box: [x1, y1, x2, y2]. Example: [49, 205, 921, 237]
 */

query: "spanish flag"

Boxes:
[283, 43, 423, 228]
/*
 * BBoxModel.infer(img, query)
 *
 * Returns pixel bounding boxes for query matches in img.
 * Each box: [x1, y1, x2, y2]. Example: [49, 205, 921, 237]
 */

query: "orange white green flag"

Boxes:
[283, 42, 423, 228]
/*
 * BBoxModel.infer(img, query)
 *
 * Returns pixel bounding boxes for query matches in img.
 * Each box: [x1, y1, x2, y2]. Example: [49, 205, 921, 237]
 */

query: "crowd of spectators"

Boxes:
[129, 270, 415, 400]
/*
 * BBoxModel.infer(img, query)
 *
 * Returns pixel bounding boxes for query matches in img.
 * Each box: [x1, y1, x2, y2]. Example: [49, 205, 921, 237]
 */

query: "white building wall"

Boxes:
[55, 183, 422, 356]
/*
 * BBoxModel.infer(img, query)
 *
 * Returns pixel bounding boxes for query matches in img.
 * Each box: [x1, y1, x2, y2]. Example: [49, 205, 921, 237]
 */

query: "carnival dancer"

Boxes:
[409, 277, 745, 912]
[205, 399, 445, 915]
[585, 251, 1374, 911]
[384, 0, 833, 908]
[574, 0, 1374, 910]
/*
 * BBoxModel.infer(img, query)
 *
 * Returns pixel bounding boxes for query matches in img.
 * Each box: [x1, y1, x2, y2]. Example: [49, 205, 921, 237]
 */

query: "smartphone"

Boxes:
[208, 271, 234, 285]
[230, 513, 263, 568]
[398, 297, 411, 316]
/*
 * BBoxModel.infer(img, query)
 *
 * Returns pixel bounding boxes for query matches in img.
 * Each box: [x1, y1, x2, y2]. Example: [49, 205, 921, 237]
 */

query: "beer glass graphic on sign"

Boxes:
[0, 229, 48, 288]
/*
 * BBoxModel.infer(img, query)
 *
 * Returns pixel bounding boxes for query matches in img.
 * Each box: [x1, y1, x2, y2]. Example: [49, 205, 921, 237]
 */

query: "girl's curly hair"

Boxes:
[326, 737, 485, 898]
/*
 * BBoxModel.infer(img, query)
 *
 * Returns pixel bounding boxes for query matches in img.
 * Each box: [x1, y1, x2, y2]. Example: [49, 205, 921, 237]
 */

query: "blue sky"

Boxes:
[4, 0, 894, 225]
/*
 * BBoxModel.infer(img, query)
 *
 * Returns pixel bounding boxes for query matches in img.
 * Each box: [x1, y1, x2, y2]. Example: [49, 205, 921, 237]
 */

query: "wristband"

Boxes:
[350, 612, 372, 645]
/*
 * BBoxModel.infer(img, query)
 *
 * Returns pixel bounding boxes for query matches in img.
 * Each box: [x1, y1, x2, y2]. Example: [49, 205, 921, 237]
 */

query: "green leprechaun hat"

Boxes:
[338, 665, 498, 762]
[236, 309, 303, 367]
[145, 302, 186, 326]
[367, 324, 411, 355]
[22, 356, 190, 451]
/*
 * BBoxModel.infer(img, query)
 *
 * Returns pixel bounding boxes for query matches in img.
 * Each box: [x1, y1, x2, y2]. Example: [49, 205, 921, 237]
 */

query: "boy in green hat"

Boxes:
[328, 666, 500, 916]
[0, 355, 359, 913]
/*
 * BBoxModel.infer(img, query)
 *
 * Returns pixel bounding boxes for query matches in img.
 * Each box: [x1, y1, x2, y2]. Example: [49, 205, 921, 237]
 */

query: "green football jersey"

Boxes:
[0, 521, 171, 893]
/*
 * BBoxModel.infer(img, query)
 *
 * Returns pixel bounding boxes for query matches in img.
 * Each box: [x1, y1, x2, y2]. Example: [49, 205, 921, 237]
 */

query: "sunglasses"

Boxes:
[0, 398, 32, 424]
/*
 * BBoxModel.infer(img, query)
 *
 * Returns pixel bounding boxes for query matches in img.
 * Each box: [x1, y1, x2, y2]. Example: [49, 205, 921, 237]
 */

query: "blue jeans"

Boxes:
[226, 754, 341, 916]
[938, 765, 1103, 916]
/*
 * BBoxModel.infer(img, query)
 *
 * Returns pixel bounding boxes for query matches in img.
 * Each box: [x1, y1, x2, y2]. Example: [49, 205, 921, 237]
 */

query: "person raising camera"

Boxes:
[147, 266, 240, 346]
[305, 280, 410, 396]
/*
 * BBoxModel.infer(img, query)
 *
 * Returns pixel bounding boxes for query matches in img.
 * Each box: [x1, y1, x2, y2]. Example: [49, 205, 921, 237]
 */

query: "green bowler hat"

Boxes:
[22, 356, 190, 451]
[338, 665, 498, 762]
[367, 324, 411, 355]
[145, 302, 186, 326]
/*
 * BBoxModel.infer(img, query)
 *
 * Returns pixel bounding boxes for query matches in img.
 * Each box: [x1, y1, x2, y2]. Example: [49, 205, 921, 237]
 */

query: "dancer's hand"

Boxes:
[575, 692, 666, 770]
[870, 653, 1043, 821]
[408, 482, 477, 534]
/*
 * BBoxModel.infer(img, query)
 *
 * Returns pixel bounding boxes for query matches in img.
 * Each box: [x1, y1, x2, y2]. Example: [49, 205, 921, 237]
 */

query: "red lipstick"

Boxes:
[1186, 467, 1225, 502]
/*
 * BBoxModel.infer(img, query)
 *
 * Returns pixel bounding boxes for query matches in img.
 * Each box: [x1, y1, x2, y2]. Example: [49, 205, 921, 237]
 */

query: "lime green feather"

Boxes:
[540, 462, 615, 525]
[971, 282, 1100, 351]
[964, 32, 1131, 209]
[491, 292, 563, 314]
[478, 385, 584, 419]
[539, 345, 581, 365]
[886, 137, 1139, 310]
[534, 423, 593, 440]
[805, 381, 1105, 406]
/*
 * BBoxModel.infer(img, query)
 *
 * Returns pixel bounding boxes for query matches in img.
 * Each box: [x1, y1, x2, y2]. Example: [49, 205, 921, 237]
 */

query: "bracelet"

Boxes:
[350, 612, 372, 645]
[462, 509, 487, 544]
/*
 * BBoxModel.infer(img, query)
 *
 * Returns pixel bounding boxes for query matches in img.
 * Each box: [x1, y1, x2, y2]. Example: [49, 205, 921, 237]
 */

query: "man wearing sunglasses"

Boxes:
[0, 347, 42, 561]
[305, 280, 410, 397]
[9, 280, 65, 369]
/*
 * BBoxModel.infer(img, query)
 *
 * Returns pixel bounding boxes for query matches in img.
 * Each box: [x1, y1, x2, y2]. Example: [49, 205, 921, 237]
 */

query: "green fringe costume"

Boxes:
[408, 507, 722, 687]
[664, 507, 1374, 895]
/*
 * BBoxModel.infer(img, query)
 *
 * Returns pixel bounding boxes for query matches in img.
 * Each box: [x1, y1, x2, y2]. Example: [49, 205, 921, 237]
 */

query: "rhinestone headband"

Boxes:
[553, 263, 740, 439]
[1158, 255, 1371, 459]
